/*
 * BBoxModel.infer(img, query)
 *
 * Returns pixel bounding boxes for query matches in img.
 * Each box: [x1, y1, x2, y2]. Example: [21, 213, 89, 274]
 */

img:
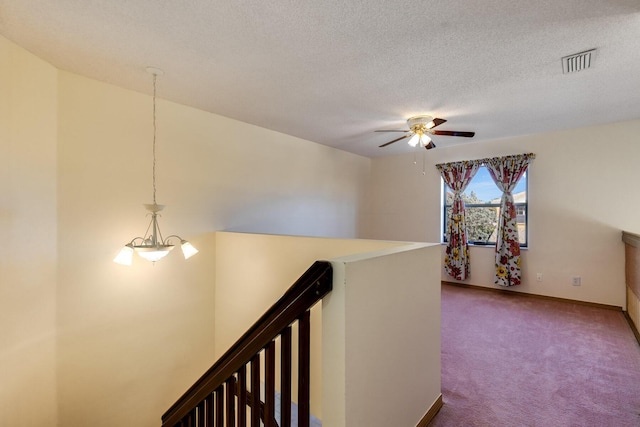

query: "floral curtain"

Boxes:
[436, 160, 481, 280]
[483, 153, 535, 287]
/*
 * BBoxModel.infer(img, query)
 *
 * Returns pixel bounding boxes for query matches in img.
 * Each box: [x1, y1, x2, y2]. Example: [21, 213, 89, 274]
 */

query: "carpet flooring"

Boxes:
[430, 284, 640, 427]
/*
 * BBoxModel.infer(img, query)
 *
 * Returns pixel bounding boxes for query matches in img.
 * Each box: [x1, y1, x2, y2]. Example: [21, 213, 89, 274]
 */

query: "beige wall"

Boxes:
[214, 231, 404, 419]
[323, 243, 442, 427]
[367, 119, 640, 307]
[0, 37, 58, 425]
[213, 232, 438, 425]
[2, 35, 372, 427]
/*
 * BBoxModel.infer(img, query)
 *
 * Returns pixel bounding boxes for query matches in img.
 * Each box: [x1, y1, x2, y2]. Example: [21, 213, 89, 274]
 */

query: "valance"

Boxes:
[435, 153, 536, 170]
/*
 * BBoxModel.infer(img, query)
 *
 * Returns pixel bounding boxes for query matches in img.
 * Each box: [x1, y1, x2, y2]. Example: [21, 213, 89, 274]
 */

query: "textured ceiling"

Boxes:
[1, 0, 639, 157]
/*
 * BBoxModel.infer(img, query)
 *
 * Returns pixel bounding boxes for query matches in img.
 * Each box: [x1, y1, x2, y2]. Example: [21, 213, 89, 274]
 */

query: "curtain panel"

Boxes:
[436, 160, 481, 280]
[483, 153, 535, 287]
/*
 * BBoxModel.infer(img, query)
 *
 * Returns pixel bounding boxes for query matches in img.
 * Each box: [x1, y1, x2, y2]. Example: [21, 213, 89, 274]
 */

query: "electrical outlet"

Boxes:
[536, 273, 543, 282]
[572, 277, 581, 286]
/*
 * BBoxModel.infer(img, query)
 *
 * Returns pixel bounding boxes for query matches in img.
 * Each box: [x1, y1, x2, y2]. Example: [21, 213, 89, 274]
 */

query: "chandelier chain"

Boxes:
[152, 73, 157, 205]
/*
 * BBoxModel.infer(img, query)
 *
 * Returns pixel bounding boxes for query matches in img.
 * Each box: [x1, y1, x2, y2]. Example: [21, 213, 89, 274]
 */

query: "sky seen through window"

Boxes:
[448, 168, 527, 202]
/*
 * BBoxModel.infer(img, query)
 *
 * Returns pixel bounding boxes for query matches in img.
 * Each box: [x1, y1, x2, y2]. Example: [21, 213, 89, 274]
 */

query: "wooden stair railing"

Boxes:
[161, 261, 333, 427]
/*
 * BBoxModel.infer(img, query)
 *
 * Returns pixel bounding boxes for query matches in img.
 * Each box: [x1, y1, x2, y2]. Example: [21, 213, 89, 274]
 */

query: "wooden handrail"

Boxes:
[162, 260, 333, 427]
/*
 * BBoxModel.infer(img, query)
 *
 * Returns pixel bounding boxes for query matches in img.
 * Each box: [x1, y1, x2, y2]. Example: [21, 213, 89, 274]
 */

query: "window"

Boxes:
[442, 166, 528, 246]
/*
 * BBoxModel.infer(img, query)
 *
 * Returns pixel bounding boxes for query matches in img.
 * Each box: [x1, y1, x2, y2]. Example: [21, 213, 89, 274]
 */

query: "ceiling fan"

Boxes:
[376, 115, 475, 150]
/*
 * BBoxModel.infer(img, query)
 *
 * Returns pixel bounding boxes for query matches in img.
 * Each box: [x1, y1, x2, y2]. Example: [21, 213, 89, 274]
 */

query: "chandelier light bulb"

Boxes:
[113, 244, 134, 266]
[181, 241, 199, 259]
[135, 246, 174, 262]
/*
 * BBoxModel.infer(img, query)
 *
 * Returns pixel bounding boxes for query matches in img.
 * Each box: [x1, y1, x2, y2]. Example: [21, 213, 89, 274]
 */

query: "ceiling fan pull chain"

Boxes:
[422, 152, 426, 175]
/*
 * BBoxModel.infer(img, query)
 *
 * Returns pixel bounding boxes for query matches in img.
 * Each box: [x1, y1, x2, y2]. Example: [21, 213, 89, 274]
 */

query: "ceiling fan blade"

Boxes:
[425, 141, 436, 150]
[379, 134, 411, 147]
[429, 118, 447, 129]
[432, 130, 475, 138]
[375, 129, 409, 132]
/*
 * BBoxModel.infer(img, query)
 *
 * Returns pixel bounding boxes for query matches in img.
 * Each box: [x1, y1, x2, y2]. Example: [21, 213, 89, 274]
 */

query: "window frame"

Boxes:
[441, 167, 529, 248]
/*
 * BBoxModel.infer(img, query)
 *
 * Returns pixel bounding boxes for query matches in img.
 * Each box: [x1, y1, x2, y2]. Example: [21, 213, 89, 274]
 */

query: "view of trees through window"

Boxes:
[443, 167, 528, 246]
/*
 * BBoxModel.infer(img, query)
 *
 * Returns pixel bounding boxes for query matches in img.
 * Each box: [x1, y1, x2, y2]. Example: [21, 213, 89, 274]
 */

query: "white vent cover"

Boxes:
[562, 49, 597, 74]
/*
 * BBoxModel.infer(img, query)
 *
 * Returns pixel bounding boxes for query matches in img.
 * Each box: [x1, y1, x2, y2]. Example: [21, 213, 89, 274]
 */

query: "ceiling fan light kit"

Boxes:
[407, 132, 432, 148]
[407, 115, 436, 130]
[376, 114, 475, 150]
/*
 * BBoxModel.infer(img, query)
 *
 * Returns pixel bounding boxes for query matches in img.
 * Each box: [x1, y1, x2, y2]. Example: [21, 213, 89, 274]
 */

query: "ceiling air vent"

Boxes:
[562, 49, 597, 74]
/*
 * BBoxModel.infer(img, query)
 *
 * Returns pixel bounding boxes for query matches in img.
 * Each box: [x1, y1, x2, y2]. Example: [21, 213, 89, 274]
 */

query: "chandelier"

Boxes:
[113, 67, 198, 265]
